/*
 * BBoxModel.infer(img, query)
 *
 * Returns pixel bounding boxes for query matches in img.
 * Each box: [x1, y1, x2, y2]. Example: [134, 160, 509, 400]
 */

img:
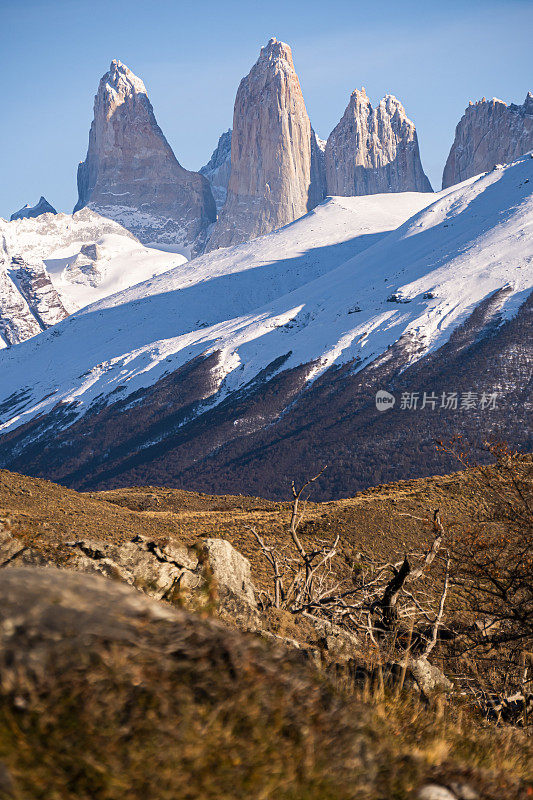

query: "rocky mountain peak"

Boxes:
[10, 197, 57, 221]
[74, 59, 215, 255]
[324, 89, 432, 196]
[104, 59, 147, 99]
[206, 38, 325, 250]
[442, 91, 533, 188]
[258, 36, 292, 65]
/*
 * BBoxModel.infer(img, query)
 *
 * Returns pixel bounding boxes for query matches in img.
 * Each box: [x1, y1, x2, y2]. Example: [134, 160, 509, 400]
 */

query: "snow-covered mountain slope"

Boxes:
[0, 157, 531, 495]
[0, 207, 188, 318]
[89, 191, 437, 316]
[0, 190, 437, 424]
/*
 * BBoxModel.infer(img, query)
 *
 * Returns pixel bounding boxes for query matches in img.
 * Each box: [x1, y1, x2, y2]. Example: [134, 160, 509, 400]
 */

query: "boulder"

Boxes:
[203, 537, 256, 606]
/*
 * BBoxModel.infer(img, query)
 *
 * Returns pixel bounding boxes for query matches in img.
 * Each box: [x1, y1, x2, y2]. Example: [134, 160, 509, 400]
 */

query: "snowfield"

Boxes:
[0, 156, 531, 438]
[0, 208, 188, 315]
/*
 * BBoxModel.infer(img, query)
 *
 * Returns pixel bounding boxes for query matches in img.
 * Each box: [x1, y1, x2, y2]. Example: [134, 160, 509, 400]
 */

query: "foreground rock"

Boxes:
[74, 59, 216, 255]
[0, 566, 395, 799]
[0, 524, 256, 614]
[207, 38, 325, 250]
[324, 88, 432, 195]
[442, 92, 533, 188]
[10, 196, 57, 221]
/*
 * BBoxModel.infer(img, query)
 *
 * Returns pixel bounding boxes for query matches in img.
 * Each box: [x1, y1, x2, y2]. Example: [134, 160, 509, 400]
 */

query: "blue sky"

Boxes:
[1, 0, 532, 218]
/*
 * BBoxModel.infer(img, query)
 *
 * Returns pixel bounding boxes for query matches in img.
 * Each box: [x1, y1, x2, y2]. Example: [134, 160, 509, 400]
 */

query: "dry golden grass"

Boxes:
[0, 465, 532, 797]
[5, 461, 530, 595]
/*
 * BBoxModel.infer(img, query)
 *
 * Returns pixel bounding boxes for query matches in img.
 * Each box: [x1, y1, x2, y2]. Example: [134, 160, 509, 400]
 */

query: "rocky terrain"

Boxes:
[206, 38, 325, 250]
[0, 261, 43, 345]
[8, 255, 68, 326]
[10, 196, 57, 220]
[325, 88, 432, 195]
[443, 92, 533, 188]
[0, 251, 68, 346]
[74, 59, 216, 255]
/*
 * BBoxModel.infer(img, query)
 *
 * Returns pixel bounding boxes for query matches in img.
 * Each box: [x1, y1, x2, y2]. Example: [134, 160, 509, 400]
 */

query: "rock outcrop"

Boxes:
[0, 524, 256, 611]
[0, 565, 398, 799]
[10, 255, 69, 329]
[324, 88, 432, 196]
[207, 38, 325, 250]
[442, 92, 533, 188]
[0, 240, 69, 346]
[74, 59, 216, 255]
[0, 258, 43, 345]
[10, 196, 57, 221]
[200, 129, 232, 211]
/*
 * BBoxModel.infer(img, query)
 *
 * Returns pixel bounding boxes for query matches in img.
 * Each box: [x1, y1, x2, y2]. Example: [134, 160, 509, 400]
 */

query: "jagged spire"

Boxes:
[74, 60, 215, 254]
[324, 89, 432, 196]
[206, 39, 325, 250]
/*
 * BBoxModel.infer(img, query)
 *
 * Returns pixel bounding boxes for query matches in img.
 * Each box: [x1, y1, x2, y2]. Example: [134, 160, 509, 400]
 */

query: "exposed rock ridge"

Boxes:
[207, 38, 325, 250]
[10, 196, 57, 221]
[9, 255, 69, 329]
[200, 129, 233, 211]
[324, 88, 432, 196]
[442, 92, 533, 188]
[74, 59, 216, 255]
[0, 253, 68, 347]
[0, 258, 42, 345]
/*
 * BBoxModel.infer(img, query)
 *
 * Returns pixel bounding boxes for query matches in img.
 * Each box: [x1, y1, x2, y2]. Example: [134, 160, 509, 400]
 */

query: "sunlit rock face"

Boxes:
[207, 39, 325, 250]
[74, 59, 216, 255]
[324, 88, 432, 196]
[442, 92, 533, 188]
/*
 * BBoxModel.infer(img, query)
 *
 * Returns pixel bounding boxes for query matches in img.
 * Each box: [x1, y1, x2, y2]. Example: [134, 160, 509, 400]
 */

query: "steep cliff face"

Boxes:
[200, 130, 232, 212]
[10, 197, 57, 221]
[74, 60, 216, 255]
[324, 89, 432, 196]
[207, 39, 325, 251]
[443, 92, 533, 188]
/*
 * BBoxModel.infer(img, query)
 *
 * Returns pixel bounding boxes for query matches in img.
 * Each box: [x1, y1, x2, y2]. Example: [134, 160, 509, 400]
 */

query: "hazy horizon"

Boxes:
[2, 0, 532, 219]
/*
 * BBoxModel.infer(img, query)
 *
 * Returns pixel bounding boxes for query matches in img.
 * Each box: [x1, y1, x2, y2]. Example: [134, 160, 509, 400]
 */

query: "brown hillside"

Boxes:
[2, 457, 531, 595]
